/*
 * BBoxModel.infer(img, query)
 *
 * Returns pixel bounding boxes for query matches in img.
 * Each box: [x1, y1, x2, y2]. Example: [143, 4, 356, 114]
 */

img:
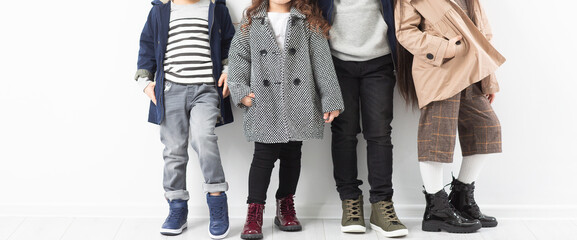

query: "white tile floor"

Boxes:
[1, 217, 576, 240]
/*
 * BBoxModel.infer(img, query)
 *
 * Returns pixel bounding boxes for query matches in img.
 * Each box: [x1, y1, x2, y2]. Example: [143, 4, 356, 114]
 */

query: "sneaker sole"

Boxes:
[208, 225, 230, 239]
[240, 233, 263, 239]
[160, 222, 187, 236]
[370, 223, 408, 237]
[422, 220, 481, 233]
[341, 224, 366, 233]
[274, 217, 302, 231]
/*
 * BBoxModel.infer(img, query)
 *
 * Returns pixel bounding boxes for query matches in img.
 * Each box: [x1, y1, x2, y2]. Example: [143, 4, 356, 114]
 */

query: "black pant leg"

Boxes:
[359, 55, 396, 203]
[330, 57, 364, 201]
[275, 141, 303, 199]
[247, 142, 280, 204]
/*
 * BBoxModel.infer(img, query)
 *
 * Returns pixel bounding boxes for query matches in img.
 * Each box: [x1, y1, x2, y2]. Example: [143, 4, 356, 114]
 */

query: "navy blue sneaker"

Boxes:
[207, 192, 230, 239]
[160, 199, 188, 236]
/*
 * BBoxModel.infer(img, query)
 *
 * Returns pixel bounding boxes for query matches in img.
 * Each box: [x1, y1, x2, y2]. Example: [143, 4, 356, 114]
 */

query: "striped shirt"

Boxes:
[164, 0, 213, 85]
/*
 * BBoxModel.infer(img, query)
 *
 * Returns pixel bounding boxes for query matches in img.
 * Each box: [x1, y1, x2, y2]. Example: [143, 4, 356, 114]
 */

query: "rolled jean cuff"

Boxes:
[203, 182, 229, 193]
[165, 190, 190, 201]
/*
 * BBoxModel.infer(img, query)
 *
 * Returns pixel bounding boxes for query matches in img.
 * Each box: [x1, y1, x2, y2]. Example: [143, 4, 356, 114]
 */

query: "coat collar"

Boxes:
[251, 2, 306, 19]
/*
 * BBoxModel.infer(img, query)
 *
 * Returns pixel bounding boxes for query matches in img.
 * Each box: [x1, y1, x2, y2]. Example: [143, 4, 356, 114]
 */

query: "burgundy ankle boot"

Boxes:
[275, 194, 302, 231]
[241, 203, 265, 239]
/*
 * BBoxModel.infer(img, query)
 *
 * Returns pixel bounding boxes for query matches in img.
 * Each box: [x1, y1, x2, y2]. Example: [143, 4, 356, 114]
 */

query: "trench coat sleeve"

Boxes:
[394, 0, 450, 67]
[135, 8, 157, 81]
[478, 1, 499, 94]
[309, 30, 344, 113]
[227, 19, 252, 108]
[479, 2, 493, 41]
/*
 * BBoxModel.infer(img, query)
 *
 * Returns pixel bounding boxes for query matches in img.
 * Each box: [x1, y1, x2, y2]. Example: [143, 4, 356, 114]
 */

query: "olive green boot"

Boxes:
[341, 195, 366, 233]
[370, 200, 408, 237]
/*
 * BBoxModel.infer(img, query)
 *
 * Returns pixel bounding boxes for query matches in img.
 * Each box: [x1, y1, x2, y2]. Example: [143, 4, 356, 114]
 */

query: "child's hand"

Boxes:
[323, 110, 340, 123]
[486, 93, 496, 104]
[144, 82, 157, 105]
[241, 93, 255, 107]
[444, 35, 462, 59]
[218, 73, 230, 98]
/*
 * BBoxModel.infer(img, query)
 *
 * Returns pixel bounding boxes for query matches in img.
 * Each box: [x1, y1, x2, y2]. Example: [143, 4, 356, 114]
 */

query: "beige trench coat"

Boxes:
[395, 0, 506, 108]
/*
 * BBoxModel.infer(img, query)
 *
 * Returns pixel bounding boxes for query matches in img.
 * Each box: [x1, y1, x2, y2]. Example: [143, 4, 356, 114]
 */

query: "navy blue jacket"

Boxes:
[317, 0, 398, 65]
[136, 0, 235, 125]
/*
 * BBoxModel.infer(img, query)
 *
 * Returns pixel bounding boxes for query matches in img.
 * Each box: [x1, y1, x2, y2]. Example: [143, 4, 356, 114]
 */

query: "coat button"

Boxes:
[263, 79, 270, 86]
[261, 18, 265, 25]
[288, 48, 296, 55]
[293, 78, 301, 85]
[456, 40, 461, 45]
[426, 53, 434, 60]
[260, 50, 267, 56]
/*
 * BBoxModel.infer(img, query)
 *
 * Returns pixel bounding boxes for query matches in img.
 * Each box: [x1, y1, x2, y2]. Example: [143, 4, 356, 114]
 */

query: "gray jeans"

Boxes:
[160, 81, 228, 201]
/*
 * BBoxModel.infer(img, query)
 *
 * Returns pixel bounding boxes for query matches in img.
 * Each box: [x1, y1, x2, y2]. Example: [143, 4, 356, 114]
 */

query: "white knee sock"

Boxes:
[419, 161, 445, 194]
[457, 154, 489, 184]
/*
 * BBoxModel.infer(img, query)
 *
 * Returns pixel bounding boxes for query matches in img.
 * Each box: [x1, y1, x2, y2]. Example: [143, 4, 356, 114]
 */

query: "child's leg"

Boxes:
[419, 161, 444, 194]
[274, 141, 303, 231]
[417, 90, 482, 233]
[275, 141, 303, 199]
[188, 84, 228, 193]
[458, 155, 487, 184]
[188, 84, 230, 238]
[457, 84, 502, 184]
[330, 57, 363, 202]
[160, 81, 192, 201]
[159, 81, 191, 235]
[358, 55, 396, 203]
[417, 92, 461, 165]
[450, 84, 501, 228]
[242, 144, 278, 239]
[416, 91, 460, 193]
[248, 142, 281, 204]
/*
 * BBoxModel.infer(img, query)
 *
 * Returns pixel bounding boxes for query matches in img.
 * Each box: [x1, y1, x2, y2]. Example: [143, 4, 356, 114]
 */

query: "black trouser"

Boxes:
[247, 141, 303, 204]
[330, 55, 396, 204]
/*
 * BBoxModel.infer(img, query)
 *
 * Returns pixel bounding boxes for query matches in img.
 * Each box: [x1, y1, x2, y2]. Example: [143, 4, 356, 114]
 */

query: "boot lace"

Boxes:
[377, 201, 401, 223]
[451, 181, 481, 213]
[210, 202, 225, 220]
[247, 204, 263, 223]
[436, 190, 465, 217]
[344, 198, 362, 220]
[167, 207, 185, 221]
[463, 186, 481, 213]
[280, 196, 296, 216]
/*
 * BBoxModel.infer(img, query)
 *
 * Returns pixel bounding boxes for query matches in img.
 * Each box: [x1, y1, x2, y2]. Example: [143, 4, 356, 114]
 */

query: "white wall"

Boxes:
[0, 0, 576, 219]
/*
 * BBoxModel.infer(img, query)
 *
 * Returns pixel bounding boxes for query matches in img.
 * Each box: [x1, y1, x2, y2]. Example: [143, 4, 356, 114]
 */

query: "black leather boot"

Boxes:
[422, 189, 482, 233]
[449, 177, 498, 227]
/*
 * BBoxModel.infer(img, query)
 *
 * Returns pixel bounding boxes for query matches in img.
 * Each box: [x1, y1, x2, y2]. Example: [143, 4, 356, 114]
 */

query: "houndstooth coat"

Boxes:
[227, 4, 344, 144]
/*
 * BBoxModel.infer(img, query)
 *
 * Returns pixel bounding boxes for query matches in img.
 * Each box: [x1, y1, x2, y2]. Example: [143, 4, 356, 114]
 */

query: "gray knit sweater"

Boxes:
[328, 0, 390, 61]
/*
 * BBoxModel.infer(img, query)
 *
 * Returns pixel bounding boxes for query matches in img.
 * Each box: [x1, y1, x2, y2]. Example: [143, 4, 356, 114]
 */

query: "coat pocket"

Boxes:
[438, 14, 468, 58]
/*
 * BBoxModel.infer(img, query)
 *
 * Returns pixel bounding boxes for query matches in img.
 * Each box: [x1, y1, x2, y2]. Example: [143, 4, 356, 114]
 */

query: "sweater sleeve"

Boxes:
[309, 30, 344, 113]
